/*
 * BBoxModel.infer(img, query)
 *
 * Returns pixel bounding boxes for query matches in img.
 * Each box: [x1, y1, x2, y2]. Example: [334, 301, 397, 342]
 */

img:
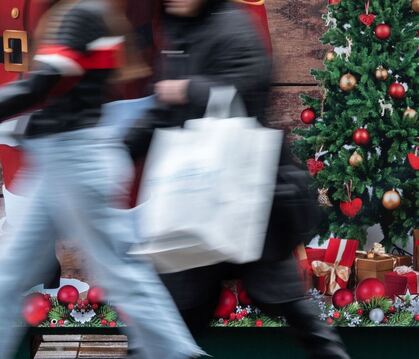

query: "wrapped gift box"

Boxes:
[355, 254, 412, 283]
[385, 268, 419, 298]
[295, 245, 326, 290]
[311, 238, 358, 295]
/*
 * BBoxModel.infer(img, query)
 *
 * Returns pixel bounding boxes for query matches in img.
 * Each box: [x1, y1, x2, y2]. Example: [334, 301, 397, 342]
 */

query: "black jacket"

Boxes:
[125, 0, 272, 158]
[0, 0, 118, 137]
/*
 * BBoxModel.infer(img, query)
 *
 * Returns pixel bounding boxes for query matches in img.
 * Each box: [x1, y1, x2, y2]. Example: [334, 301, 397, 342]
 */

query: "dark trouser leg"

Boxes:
[257, 300, 350, 359]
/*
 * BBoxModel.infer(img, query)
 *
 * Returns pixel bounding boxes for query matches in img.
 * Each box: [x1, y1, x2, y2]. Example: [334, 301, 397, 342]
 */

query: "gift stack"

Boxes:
[354, 243, 411, 283]
[296, 238, 358, 295]
[384, 230, 419, 298]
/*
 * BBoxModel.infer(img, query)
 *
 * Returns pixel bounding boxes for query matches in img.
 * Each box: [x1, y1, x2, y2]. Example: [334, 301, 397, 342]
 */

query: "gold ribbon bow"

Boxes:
[311, 260, 350, 295]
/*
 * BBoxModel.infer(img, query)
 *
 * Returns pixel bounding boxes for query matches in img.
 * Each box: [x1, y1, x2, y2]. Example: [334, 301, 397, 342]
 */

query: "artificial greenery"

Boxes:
[292, 0, 419, 248]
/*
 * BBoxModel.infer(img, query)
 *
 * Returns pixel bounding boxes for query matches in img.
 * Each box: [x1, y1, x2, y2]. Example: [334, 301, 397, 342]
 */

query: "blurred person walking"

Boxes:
[125, 0, 350, 357]
[0, 1, 203, 358]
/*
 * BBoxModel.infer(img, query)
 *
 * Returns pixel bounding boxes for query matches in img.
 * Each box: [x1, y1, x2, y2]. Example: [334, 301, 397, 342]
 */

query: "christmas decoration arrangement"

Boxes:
[292, 0, 419, 248]
[21, 285, 123, 328]
[211, 283, 419, 328]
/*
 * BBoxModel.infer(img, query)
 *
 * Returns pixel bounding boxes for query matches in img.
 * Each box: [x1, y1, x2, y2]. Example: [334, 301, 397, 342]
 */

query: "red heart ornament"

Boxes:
[307, 159, 325, 176]
[359, 14, 376, 27]
[340, 198, 363, 218]
[407, 153, 419, 170]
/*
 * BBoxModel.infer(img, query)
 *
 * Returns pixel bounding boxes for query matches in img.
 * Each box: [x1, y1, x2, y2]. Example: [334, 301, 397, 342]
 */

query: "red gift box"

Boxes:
[294, 246, 326, 290]
[311, 238, 358, 295]
[384, 267, 419, 298]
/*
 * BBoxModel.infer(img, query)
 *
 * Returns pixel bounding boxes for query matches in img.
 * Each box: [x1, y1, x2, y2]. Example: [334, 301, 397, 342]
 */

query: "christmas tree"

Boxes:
[292, 0, 419, 248]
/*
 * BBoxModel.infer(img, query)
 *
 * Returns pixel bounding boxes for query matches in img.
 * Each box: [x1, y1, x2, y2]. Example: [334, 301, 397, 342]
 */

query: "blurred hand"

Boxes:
[154, 80, 190, 105]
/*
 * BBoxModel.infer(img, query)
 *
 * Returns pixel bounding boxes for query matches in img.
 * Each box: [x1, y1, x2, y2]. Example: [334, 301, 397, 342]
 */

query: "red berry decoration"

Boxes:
[214, 288, 238, 319]
[326, 318, 334, 325]
[87, 286, 105, 305]
[407, 152, 419, 170]
[229, 313, 236, 321]
[255, 319, 263, 327]
[22, 293, 51, 326]
[388, 83, 406, 100]
[355, 278, 385, 302]
[415, 314, 419, 322]
[333, 311, 341, 319]
[300, 108, 316, 124]
[109, 321, 117, 327]
[357, 309, 364, 316]
[353, 128, 370, 146]
[332, 288, 354, 308]
[374, 24, 391, 40]
[68, 303, 74, 311]
[57, 285, 79, 305]
[388, 306, 396, 314]
[100, 319, 108, 326]
[340, 198, 363, 218]
[328, 0, 340, 5]
[306, 158, 325, 176]
[58, 319, 65, 326]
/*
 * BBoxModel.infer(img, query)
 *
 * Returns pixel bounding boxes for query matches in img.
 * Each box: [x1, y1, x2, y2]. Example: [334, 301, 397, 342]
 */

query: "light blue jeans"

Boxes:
[0, 127, 203, 359]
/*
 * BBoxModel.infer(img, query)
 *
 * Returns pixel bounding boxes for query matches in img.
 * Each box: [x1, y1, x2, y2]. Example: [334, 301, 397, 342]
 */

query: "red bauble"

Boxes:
[328, 0, 340, 5]
[306, 159, 325, 176]
[57, 285, 79, 305]
[415, 315, 419, 322]
[339, 198, 363, 218]
[332, 288, 354, 308]
[214, 288, 237, 319]
[374, 24, 391, 40]
[255, 319, 263, 327]
[300, 108, 316, 124]
[238, 289, 252, 306]
[326, 318, 334, 325]
[355, 278, 385, 302]
[87, 286, 105, 305]
[407, 153, 419, 170]
[388, 83, 406, 100]
[353, 128, 370, 146]
[22, 293, 51, 326]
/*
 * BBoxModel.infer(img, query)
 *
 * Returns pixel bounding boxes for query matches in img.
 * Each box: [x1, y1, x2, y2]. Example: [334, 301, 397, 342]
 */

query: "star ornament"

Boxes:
[396, 289, 419, 303]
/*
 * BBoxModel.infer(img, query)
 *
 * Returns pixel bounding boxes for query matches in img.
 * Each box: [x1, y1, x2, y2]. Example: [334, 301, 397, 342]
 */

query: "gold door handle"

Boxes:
[3, 30, 29, 72]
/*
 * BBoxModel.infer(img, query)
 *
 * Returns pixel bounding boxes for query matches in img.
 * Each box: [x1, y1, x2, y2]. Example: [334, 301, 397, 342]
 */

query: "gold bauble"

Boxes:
[375, 66, 389, 81]
[325, 51, 336, 61]
[349, 151, 363, 167]
[412, 0, 419, 13]
[339, 73, 357, 92]
[382, 190, 401, 210]
[403, 107, 417, 119]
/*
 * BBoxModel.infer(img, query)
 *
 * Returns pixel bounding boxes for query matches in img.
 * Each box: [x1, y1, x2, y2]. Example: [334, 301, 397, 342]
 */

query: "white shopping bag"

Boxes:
[129, 87, 283, 273]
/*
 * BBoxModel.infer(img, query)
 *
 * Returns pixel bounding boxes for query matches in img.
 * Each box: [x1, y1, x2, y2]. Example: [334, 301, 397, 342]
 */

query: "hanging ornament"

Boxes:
[353, 128, 370, 146]
[388, 82, 406, 100]
[375, 66, 389, 81]
[318, 188, 333, 207]
[335, 37, 353, 61]
[378, 99, 394, 117]
[412, 0, 419, 13]
[57, 285, 79, 305]
[403, 107, 417, 119]
[407, 147, 419, 170]
[340, 181, 363, 218]
[356, 278, 385, 302]
[325, 51, 336, 61]
[349, 151, 363, 167]
[359, 1, 376, 27]
[328, 0, 341, 5]
[382, 189, 401, 210]
[340, 73, 357, 92]
[369, 308, 385, 324]
[332, 288, 354, 308]
[374, 24, 392, 40]
[307, 146, 326, 176]
[300, 108, 316, 124]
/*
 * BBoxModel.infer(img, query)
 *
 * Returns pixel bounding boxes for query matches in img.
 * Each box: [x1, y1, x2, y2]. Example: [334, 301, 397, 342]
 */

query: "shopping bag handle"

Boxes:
[204, 86, 247, 119]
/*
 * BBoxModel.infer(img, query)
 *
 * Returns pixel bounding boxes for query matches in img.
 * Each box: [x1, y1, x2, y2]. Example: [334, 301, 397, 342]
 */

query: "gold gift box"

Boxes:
[355, 254, 412, 283]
